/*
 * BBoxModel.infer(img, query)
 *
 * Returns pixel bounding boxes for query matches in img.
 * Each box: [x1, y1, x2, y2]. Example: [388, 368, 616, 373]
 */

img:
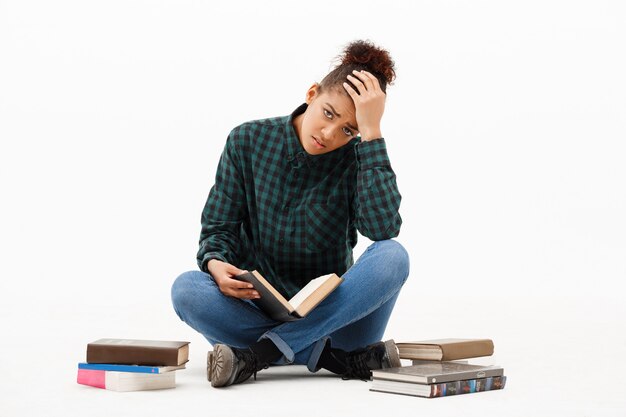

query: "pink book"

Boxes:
[76, 368, 176, 391]
[77, 369, 106, 389]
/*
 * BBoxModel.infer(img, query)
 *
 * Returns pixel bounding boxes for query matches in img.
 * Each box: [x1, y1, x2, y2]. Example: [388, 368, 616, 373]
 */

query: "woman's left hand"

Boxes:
[343, 69, 386, 142]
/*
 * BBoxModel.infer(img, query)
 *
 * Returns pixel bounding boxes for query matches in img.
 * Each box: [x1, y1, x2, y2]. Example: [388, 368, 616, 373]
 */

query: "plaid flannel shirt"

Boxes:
[197, 103, 402, 299]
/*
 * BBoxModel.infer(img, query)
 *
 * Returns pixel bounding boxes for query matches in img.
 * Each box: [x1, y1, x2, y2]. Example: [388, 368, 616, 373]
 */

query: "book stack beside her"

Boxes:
[77, 339, 190, 392]
[371, 338, 507, 398]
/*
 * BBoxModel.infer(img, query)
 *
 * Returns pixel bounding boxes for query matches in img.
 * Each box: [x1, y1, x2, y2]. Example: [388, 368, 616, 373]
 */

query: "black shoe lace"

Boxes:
[342, 348, 381, 381]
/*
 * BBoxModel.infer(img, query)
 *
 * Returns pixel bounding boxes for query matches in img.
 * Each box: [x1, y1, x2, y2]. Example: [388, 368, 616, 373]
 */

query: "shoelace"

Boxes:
[342, 346, 388, 381]
[341, 352, 374, 381]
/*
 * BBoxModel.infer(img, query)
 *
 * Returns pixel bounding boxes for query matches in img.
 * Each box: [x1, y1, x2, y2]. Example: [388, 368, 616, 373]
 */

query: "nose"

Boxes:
[320, 125, 336, 142]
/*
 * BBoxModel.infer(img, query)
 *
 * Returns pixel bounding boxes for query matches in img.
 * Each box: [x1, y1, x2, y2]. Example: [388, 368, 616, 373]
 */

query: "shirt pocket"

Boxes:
[304, 199, 350, 252]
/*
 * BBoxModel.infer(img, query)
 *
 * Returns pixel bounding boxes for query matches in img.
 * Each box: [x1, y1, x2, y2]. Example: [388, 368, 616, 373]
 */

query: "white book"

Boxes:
[77, 369, 176, 391]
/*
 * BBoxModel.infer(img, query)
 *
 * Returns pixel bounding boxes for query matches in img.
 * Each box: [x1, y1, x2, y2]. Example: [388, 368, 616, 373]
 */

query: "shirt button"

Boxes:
[279, 238, 285, 243]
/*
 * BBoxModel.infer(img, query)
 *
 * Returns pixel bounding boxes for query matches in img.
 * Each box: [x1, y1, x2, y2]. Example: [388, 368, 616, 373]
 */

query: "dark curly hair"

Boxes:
[319, 40, 396, 94]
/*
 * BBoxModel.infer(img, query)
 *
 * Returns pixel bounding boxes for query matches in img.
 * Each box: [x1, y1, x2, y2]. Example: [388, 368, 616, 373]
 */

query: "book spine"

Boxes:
[77, 369, 177, 391]
[430, 376, 507, 397]
[399, 340, 494, 361]
[78, 363, 161, 373]
[77, 369, 106, 389]
[440, 340, 494, 361]
[385, 365, 503, 384]
[86, 344, 178, 366]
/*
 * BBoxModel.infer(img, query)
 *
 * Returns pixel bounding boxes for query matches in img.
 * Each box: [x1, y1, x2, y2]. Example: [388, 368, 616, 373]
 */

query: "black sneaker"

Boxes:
[342, 339, 401, 381]
[208, 344, 269, 388]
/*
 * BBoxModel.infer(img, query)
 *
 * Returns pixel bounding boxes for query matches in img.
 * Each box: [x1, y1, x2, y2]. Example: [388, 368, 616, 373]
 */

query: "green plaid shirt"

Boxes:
[198, 103, 402, 299]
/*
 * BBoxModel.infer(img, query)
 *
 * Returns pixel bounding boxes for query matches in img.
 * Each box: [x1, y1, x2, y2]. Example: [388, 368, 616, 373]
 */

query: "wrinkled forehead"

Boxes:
[318, 88, 357, 118]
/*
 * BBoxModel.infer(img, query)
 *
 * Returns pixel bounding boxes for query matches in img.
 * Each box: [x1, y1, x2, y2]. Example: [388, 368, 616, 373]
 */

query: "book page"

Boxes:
[288, 274, 332, 309]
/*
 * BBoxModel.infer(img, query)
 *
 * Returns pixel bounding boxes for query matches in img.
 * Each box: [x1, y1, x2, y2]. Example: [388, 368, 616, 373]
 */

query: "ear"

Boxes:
[305, 83, 320, 104]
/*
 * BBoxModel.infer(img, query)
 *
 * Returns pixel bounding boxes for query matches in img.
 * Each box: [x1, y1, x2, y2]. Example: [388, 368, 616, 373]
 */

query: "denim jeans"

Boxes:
[171, 239, 410, 372]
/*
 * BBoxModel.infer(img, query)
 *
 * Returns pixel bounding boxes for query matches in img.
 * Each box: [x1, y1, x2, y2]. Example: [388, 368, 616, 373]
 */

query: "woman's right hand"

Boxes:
[207, 259, 260, 299]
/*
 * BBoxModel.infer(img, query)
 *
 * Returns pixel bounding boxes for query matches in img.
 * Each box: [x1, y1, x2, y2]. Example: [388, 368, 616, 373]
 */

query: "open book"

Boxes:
[235, 270, 343, 322]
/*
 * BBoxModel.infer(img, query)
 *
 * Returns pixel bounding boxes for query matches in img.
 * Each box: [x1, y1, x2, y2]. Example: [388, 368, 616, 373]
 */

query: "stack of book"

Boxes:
[371, 338, 507, 398]
[77, 338, 190, 392]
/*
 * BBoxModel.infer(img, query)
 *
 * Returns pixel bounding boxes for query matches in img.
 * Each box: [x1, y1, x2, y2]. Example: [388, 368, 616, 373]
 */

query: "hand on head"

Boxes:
[343, 69, 386, 142]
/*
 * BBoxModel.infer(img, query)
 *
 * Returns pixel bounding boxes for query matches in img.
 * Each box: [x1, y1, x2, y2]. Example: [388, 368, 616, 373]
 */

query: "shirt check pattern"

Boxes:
[198, 103, 402, 299]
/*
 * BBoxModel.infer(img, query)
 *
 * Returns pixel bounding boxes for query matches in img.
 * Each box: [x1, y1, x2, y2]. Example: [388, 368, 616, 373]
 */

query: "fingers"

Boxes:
[232, 278, 254, 290]
[343, 81, 358, 99]
[359, 70, 382, 90]
[225, 263, 246, 276]
[210, 261, 260, 299]
[351, 69, 374, 92]
[233, 287, 261, 299]
[347, 72, 368, 94]
[342, 69, 386, 142]
[235, 282, 260, 299]
[346, 70, 382, 95]
[222, 276, 260, 299]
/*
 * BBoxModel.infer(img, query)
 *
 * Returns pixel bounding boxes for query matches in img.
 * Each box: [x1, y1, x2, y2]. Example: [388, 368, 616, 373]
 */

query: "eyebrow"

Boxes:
[326, 103, 358, 132]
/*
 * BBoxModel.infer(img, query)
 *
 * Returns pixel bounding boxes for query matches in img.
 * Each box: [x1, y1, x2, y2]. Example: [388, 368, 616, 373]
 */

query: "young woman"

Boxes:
[171, 40, 410, 388]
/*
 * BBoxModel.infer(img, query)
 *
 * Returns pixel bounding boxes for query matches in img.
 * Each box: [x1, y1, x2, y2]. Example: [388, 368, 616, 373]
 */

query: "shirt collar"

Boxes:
[284, 103, 357, 169]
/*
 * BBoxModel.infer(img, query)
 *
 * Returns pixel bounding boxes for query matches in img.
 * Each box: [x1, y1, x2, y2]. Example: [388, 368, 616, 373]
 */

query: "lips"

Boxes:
[312, 136, 326, 149]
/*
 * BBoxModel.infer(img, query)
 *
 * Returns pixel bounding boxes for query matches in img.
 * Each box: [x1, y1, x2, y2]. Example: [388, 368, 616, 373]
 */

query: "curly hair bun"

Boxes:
[340, 40, 396, 85]
[319, 40, 396, 93]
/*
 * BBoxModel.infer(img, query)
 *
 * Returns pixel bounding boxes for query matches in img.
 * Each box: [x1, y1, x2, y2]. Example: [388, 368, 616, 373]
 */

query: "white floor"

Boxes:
[2, 293, 624, 417]
[2, 1, 625, 415]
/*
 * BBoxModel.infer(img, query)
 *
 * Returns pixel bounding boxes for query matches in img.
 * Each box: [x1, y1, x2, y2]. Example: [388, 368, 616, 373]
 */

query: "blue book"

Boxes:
[78, 362, 185, 374]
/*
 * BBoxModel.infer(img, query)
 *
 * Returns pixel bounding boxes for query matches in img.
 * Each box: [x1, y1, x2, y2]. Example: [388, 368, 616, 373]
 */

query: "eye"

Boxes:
[323, 109, 333, 119]
[343, 127, 353, 137]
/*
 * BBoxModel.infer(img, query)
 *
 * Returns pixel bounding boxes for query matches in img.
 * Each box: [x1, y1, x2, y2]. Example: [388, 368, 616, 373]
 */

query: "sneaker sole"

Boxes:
[384, 339, 401, 368]
[210, 344, 236, 388]
[207, 351, 214, 382]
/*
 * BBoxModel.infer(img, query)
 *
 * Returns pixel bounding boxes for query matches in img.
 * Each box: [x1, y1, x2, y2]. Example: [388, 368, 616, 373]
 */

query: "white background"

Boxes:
[1, 1, 624, 416]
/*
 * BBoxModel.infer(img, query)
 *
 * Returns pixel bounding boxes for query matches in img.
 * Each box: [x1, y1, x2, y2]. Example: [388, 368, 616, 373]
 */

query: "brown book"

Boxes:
[86, 339, 190, 366]
[234, 270, 343, 322]
[396, 338, 494, 361]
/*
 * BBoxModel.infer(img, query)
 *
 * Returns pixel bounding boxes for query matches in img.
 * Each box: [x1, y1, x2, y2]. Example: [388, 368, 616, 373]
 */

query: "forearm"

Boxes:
[354, 138, 402, 240]
[197, 199, 245, 272]
[197, 134, 247, 271]
[197, 233, 238, 272]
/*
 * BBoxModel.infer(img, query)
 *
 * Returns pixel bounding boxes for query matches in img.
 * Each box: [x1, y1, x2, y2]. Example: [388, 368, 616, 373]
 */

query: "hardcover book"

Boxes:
[86, 339, 190, 366]
[78, 362, 185, 374]
[371, 361, 504, 384]
[371, 375, 507, 398]
[234, 270, 343, 322]
[396, 338, 494, 361]
[77, 369, 176, 391]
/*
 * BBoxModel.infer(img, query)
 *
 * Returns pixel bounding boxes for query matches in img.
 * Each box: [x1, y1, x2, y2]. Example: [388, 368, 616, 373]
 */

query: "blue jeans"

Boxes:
[171, 239, 410, 372]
